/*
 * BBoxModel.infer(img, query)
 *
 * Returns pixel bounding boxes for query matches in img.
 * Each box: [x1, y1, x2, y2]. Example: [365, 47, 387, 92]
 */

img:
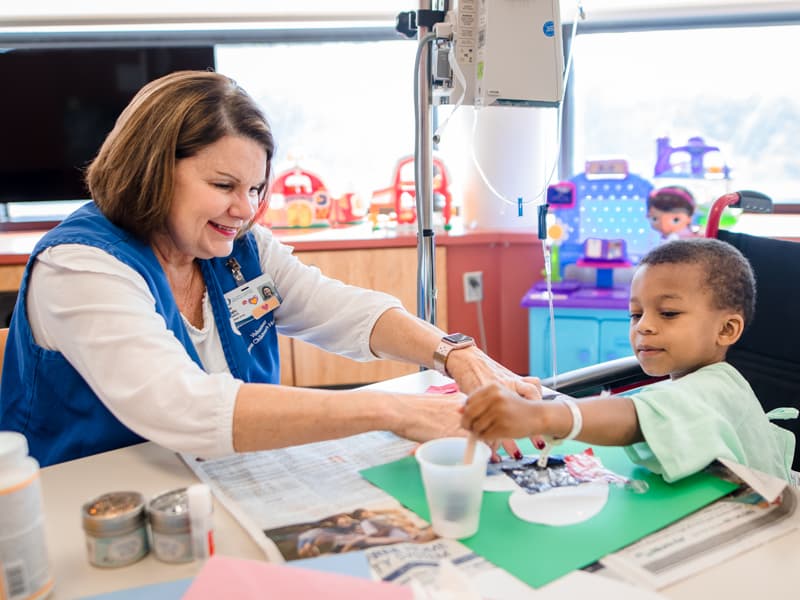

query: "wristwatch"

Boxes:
[433, 333, 476, 377]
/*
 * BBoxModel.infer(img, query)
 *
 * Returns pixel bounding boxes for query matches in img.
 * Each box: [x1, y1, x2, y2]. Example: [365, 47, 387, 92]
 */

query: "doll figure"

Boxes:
[646, 186, 698, 240]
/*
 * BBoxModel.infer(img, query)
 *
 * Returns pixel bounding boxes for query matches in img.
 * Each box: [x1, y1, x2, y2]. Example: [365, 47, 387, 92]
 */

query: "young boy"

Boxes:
[461, 238, 796, 483]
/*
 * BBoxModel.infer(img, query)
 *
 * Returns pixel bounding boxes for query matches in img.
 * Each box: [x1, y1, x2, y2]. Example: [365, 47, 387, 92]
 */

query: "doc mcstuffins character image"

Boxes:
[646, 186, 699, 241]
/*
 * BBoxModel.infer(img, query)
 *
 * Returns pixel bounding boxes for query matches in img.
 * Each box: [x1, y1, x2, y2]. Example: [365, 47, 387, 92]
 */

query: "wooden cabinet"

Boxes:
[0, 266, 24, 292]
[282, 246, 448, 387]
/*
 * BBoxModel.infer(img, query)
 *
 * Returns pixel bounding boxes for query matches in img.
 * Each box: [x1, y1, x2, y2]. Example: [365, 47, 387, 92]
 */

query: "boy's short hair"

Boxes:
[639, 238, 756, 326]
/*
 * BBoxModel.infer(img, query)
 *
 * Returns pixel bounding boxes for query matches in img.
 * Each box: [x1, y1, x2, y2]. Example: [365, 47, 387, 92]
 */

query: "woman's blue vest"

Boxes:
[0, 203, 279, 466]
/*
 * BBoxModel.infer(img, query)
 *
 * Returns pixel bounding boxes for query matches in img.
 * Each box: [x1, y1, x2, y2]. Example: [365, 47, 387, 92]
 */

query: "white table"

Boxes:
[39, 371, 800, 599]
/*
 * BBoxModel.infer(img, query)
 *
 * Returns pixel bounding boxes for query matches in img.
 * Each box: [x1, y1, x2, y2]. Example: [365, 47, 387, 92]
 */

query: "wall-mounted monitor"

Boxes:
[0, 46, 215, 205]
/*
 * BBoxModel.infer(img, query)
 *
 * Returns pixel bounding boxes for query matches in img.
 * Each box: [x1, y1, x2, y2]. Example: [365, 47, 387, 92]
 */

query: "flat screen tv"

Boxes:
[0, 46, 215, 205]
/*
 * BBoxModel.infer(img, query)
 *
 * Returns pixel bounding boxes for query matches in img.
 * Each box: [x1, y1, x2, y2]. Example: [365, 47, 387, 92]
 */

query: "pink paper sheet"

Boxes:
[182, 555, 412, 599]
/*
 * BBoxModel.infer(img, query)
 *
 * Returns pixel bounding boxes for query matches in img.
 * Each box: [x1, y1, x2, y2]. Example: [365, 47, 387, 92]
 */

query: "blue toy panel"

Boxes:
[528, 306, 634, 377]
[554, 173, 659, 269]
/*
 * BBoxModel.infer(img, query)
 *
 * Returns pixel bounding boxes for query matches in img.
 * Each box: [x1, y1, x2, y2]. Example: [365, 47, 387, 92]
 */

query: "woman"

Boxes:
[0, 71, 538, 467]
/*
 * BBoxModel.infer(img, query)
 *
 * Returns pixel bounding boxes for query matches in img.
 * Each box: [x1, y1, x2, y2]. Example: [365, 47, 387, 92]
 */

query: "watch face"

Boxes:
[444, 333, 473, 344]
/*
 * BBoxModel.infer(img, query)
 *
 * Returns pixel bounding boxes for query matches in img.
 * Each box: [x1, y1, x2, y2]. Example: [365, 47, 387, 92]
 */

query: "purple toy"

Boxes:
[654, 136, 730, 179]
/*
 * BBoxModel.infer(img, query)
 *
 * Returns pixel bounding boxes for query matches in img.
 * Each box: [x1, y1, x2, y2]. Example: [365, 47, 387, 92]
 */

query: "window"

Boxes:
[216, 40, 417, 197]
[569, 23, 800, 205]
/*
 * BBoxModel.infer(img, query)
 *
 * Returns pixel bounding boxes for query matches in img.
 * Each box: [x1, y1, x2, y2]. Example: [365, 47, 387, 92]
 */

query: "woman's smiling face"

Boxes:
[157, 135, 267, 262]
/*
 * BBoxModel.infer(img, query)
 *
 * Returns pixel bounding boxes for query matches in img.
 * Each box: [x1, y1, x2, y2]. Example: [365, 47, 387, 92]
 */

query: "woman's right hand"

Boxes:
[394, 393, 468, 443]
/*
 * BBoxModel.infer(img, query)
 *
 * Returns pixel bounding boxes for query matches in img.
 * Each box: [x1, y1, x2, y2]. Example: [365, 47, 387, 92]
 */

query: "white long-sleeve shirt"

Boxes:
[26, 224, 402, 458]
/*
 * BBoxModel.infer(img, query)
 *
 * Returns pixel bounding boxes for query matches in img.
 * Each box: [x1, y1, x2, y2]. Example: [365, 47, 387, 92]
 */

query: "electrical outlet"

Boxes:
[463, 271, 484, 303]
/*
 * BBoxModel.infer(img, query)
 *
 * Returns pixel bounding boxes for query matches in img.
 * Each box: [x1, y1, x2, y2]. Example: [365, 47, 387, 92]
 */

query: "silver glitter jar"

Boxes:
[81, 491, 149, 568]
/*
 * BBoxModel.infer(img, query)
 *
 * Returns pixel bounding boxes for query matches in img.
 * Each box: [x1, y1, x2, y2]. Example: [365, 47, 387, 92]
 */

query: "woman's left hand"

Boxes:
[446, 346, 541, 399]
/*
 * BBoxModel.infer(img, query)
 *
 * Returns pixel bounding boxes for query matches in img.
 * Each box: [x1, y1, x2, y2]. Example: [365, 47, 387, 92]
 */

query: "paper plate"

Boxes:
[508, 482, 609, 526]
[483, 472, 521, 492]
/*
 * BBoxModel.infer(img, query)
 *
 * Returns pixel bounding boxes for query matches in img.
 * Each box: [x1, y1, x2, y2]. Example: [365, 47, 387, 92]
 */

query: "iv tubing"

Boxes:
[433, 36, 468, 141]
[542, 241, 558, 387]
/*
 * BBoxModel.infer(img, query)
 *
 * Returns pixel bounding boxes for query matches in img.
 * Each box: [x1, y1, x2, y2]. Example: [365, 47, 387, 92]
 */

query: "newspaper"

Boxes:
[182, 430, 428, 563]
[365, 538, 536, 599]
[600, 486, 798, 590]
[365, 539, 667, 599]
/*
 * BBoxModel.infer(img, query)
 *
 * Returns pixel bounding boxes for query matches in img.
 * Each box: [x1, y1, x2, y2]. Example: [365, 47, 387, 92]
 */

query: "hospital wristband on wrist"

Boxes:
[536, 396, 583, 468]
[554, 397, 583, 441]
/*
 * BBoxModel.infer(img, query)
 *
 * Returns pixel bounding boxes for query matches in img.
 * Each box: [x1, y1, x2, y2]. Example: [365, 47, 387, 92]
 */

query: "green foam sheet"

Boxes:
[361, 440, 737, 588]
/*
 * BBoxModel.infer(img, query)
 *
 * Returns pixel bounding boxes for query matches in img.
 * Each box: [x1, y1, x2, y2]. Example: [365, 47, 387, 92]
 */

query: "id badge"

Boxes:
[224, 273, 282, 329]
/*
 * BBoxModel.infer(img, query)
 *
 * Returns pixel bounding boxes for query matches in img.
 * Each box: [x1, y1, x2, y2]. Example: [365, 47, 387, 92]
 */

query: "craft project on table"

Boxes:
[360, 438, 738, 589]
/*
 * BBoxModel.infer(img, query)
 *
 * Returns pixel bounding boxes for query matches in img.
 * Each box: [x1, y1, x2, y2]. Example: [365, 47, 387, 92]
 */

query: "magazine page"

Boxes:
[182, 430, 425, 563]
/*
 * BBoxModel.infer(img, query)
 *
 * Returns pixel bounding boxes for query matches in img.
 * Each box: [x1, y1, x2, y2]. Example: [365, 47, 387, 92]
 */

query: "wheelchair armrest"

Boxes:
[540, 355, 649, 398]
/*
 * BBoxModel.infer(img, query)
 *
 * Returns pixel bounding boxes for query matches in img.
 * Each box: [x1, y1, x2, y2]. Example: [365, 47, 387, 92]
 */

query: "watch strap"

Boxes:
[433, 335, 475, 377]
[433, 340, 453, 376]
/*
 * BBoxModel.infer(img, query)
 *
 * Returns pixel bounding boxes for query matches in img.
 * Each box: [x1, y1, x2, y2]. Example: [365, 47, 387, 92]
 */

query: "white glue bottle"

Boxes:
[187, 483, 214, 562]
[0, 431, 54, 600]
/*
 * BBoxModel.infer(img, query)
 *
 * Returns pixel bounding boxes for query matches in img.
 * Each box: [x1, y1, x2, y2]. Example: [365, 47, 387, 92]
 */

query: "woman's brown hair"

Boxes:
[86, 70, 274, 240]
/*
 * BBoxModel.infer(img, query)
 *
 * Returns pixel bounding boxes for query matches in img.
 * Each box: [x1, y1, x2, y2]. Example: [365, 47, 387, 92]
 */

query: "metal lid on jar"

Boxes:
[148, 487, 190, 533]
[82, 491, 146, 537]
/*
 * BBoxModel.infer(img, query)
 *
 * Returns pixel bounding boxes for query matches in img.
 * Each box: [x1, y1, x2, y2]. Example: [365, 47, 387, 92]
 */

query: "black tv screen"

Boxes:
[0, 46, 215, 203]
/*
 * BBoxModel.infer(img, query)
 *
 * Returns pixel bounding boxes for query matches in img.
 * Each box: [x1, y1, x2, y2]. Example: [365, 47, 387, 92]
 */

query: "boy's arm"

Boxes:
[565, 395, 643, 446]
[462, 383, 643, 446]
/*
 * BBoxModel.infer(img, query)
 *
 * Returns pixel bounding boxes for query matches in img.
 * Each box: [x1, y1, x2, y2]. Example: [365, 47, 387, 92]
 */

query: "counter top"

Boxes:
[0, 221, 541, 266]
[0, 213, 797, 266]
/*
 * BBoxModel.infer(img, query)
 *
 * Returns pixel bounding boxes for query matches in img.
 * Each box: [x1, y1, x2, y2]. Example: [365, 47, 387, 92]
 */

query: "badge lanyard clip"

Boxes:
[225, 258, 247, 286]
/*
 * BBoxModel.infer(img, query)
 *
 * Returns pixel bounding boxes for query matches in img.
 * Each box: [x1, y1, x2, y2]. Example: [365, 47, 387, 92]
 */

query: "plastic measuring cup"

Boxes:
[415, 437, 491, 539]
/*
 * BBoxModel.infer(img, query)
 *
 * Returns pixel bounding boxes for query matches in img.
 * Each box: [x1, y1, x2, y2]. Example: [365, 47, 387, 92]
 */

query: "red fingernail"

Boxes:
[535, 440, 546, 450]
[514, 450, 523, 460]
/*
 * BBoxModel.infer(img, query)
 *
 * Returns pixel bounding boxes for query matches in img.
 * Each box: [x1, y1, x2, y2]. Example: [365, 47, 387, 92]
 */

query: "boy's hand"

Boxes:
[461, 382, 544, 442]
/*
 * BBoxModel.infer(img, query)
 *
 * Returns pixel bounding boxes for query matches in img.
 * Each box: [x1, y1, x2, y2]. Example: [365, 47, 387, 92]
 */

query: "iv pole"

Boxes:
[405, 1, 569, 332]
[413, 0, 438, 326]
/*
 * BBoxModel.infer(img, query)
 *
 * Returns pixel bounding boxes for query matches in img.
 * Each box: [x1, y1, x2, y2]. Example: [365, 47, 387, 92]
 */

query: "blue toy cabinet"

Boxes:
[523, 286, 632, 378]
[523, 169, 655, 378]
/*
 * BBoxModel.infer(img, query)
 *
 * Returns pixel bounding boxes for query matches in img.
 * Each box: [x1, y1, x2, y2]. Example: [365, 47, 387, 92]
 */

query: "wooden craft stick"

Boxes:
[463, 433, 478, 464]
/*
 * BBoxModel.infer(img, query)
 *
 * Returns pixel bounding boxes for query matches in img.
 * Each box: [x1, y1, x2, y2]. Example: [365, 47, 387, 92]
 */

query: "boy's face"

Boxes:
[629, 263, 742, 379]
